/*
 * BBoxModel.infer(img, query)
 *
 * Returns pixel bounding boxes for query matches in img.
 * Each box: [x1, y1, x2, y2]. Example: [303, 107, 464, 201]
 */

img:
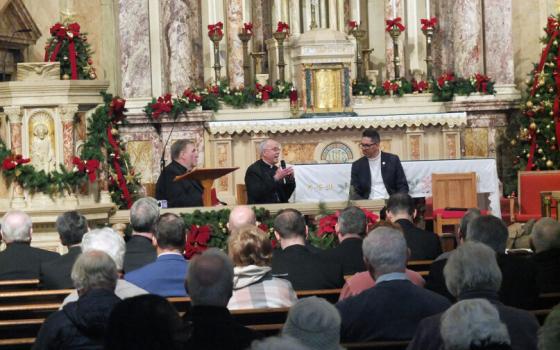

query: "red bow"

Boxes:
[546, 17, 559, 35]
[276, 21, 290, 33]
[412, 79, 429, 93]
[72, 157, 100, 183]
[474, 73, 490, 93]
[2, 154, 30, 171]
[385, 17, 406, 33]
[256, 83, 274, 101]
[242, 22, 253, 34]
[46, 22, 81, 79]
[150, 93, 173, 119]
[208, 22, 224, 37]
[108, 97, 127, 122]
[420, 17, 438, 31]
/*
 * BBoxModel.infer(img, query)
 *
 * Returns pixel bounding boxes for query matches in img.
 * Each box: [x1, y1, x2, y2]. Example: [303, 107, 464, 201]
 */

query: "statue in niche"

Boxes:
[31, 123, 55, 173]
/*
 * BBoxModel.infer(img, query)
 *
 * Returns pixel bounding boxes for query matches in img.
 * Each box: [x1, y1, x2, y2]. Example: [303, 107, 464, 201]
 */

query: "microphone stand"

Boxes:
[159, 114, 178, 173]
[1, 29, 31, 82]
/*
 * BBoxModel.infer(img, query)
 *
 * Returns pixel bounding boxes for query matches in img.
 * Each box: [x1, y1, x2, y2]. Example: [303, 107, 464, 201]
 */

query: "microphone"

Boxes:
[280, 160, 294, 184]
[2, 29, 32, 82]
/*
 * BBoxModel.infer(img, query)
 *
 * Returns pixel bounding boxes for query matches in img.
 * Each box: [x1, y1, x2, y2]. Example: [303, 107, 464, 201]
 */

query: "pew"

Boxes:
[343, 340, 410, 349]
[536, 292, 560, 309]
[0, 279, 39, 292]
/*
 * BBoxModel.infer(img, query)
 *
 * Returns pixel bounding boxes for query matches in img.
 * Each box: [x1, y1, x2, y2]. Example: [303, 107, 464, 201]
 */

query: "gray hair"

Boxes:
[251, 336, 311, 350]
[531, 217, 560, 253]
[71, 250, 118, 292]
[440, 299, 510, 350]
[186, 248, 234, 307]
[259, 139, 278, 156]
[1, 210, 33, 243]
[228, 206, 256, 233]
[337, 206, 367, 236]
[466, 215, 508, 253]
[130, 197, 160, 233]
[56, 211, 88, 246]
[81, 227, 126, 270]
[170, 140, 194, 161]
[539, 304, 560, 350]
[362, 226, 407, 276]
[444, 241, 502, 297]
[458, 208, 481, 239]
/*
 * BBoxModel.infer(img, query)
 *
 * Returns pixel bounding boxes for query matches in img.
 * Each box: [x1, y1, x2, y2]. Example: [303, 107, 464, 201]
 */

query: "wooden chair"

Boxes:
[143, 182, 156, 198]
[509, 170, 560, 222]
[431, 172, 478, 235]
[236, 184, 248, 205]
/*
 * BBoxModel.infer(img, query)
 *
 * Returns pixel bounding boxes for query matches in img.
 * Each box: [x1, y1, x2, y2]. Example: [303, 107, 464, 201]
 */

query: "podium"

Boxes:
[174, 167, 238, 207]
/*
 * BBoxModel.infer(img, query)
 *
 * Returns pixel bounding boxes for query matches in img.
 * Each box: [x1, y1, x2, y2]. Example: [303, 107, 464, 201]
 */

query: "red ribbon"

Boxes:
[385, 17, 406, 33]
[420, 17, 438, 31]
[530, 30, 558, 96]
[106, 125, 132, 208]
[68, 40, 78, 80]
[526, 130, 538, 170]
[49, 42, 62, 62]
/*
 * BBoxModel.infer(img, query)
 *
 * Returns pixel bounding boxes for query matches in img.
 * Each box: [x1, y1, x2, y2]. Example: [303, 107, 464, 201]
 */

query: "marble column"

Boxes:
[252, 0, 265, 51]
[433, 0, 454, 76]
[161, 0, 204, 94]
[483, 0, 514, 87]
[451, 0, 483, 77]
[60, 104, 79, 170]
[227, 0, 245, 87]
[118, 0, 152, 98]
[289, 0, 301, 36]
[5, 106, 25, 208]
[385, 0, 405, 79]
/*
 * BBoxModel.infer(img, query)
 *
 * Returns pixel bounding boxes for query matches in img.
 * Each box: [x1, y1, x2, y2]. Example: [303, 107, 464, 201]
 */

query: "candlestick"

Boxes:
[389, 26, 401, 79]
[273, 31, 288, 84]
[392, 0, 397, 18]
[426, 0, 430, 19]
[238, 31, 252, 87]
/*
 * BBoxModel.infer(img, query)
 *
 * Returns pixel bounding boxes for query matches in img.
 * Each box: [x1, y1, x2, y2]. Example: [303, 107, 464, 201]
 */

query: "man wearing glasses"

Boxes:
[350, 129, 408, 200]
[245, 139, 295, 204]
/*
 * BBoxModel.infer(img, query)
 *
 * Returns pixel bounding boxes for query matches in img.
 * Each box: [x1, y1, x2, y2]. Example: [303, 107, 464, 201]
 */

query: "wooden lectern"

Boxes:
[174, 167, 238, 207]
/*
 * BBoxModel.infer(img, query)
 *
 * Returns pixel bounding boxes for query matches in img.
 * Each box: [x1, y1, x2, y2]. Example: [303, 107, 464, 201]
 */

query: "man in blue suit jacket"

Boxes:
[125, 213, 188, 297]
[350, 128, 409, 200]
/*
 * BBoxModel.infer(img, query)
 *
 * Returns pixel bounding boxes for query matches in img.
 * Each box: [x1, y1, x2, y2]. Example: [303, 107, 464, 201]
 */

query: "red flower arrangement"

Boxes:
[412, 79, 429, 93]
[185, 224, 212, 259]
[382, 80, 400, 95]
[317, 208, 379, 238]
[256, 83, 274, 101]
[420, 17, 438, 31]
[72, 157, 100, 183]
[108, 97, 127, 123]
[208, 22, 224, 37]
[2, 154, 30, 171]
[242, 22, 253, 34]
[385, 17, 406, 33]
[289, 86, 298, 104]
[276, 21, 290, 33]
[437, 72, 455, 88]
[348, 20, 358, 30]
[183, 88, 202, 104]
[149, 93, 173, 119]
[473, 73, 491, 93]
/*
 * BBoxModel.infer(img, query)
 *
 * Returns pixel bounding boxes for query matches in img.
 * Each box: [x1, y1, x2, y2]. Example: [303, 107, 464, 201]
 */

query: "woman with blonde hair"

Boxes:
[227, 224, 297, 310]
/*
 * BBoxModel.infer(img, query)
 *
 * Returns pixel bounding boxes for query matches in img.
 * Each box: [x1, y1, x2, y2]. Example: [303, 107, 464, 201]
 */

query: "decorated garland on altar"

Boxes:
[43, 21, 96, 80]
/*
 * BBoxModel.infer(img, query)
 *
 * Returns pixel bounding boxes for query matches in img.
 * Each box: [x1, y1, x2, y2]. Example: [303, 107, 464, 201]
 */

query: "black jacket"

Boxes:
[123, 235, 157, 274]
[320, 238, 366, 275]
[0, 242, 59, 280]
[245, 159, 295, 204]
[33, 288, 121, 350]
[350, 152, 409, 200]
[156, 160, 203, 208]
[40, 246, 81, 289]
[532, 248, 560, 293]
[396, 219, 442, 260]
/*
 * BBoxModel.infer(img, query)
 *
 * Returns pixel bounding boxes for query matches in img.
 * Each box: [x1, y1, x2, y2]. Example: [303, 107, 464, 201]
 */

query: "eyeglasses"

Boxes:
[359, 143, 377, 149]
[264, 147, 281, 152]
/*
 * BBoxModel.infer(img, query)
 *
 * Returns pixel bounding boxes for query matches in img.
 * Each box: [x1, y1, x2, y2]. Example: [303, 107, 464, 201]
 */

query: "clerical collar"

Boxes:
[262, 159, 275, 168]
[367, 151, 382, 161]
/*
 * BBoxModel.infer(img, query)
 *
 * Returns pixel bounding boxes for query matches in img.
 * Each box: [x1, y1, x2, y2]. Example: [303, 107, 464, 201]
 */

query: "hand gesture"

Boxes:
[274, 166, 294, 181]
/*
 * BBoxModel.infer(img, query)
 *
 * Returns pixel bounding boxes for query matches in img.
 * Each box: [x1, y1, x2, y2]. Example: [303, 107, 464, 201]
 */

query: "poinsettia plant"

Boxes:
[311, 207, 379, 249]
[276, 21, 290, 34]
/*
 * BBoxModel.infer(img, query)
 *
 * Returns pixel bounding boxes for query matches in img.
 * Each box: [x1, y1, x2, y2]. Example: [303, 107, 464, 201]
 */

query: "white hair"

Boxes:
[362, 226, 407, 276]
[250, 336, 310, 350]
[71, 250, 118, 292]
[81, 227, 125, 270]
[531, 217, 560, 253]
[1, 210, 32, 243]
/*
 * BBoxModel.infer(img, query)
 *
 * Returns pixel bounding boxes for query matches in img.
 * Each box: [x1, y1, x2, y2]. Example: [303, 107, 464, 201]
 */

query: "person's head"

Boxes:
[444, 241, 502, 298]
[228, 225, 272, 267]
[458, 208, 482, 241]
[186, 248, 234, 307]
[531, 217, 560, 253]
[273, 209, 307, 246]
[155, 213, 186, 251]
[81, 227, 126, 272]
[362, 226, 407, 279]
[56, 211, 88, 246]
[227, 206, 256, 233]
[259, 139, 281, 165]
[360, 128, 381, 158]
[130, 197, 160, 234]
[440, 299, 511, 350]
[1, 210, 32, 243]
[105, 294, 184, 350]
[251, 336, 310, 350]
[336, 206, 366, 238]
[171, 139, 198, 169]
[466, 215, 508, 253]
[282, 296, 343, 350]
[33, 123, 48, 138]
[539, 304, 560, 350]
[71, 250, 118, 294]
[386, 193, 415, 221]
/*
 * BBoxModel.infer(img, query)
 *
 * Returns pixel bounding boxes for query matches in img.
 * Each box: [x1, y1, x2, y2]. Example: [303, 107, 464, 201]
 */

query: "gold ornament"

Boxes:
[529, 122, 538, 130]
[550, 88, 555, 93]
[547, 160, 554, 168]
[111, 128, 118, 135]
[89, 72, 97, 79]
[510, 139, 517, 146]
[550, 111, 554, 116]
[526, 101, 533, 108]
[538, 148, 544, 154]
[553, 136, 557, 141]
[62, 74, 70, 80]
[527, 153, 531, 158]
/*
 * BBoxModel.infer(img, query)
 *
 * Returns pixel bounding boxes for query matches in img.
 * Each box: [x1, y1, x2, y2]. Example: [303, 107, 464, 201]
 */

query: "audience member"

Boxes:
[33, 250, 121, 349]
[336, 226, 450, 342]
[538, 304, 560, 350]
[184, 248, 260, 350]
[530, 217, 560, 292]
[271, 209, 344, 290]
[250, 336, 310, 350]
[40, 211, 88, 289]
[227, 205, 257, 233]
[386, 193, 441, 260]
[123, 197, 159, 273]
[283, 296, 344, 350]
[321, 206, 368, 275]
[62, 227, 147, 305]
[0, 210, 58, 280]
[440, 299, 512, 350]
[227, 225, 297, 309]
[408, 242, 538, 350]
[125, 213, 189, 297]
[105, 294, 185, 350]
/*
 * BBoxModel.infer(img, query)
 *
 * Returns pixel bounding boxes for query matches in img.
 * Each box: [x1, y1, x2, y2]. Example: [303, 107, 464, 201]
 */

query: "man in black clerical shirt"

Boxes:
[244, 139, 295, 204]
[156, 140, 203, 208]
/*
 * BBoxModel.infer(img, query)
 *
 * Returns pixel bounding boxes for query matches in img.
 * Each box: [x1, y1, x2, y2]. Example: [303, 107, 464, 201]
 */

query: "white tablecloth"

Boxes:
[293, 158, 501, 217]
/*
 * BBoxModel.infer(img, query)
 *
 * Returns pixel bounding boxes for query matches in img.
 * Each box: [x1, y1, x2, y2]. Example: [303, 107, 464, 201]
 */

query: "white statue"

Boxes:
[31, 123, 55, 173]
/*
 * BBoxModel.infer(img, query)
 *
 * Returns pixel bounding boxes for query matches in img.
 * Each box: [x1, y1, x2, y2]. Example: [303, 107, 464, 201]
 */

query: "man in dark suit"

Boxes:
[125, 213, 189, 297]
[530, 217, 560, 293]
[245, 139, 295, 204]
[40, 211, 89, 289]
[271, 209, 344, 290]
[123, 197, 159, 273]
[321, 206, 367, 275]
[336, 226, 450, 342]
[0, 210, 58, 280]
[350, 128, 408, 200]
[386, 193, 441, 260]
[156, 139, 203, 208]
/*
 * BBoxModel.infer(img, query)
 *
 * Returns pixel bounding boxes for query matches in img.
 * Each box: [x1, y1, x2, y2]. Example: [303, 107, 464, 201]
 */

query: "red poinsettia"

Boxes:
[2, 154, 30, 171]
[208, 22, 224, 37]
[546, 17, 559, 35]
[362, 208, 380, 232]
[317, 211, 339, 238]
[474, 73, 490, 93]
[420, 17, 438, 31]
[150, 93, 173, 119]
[436, 72, 455, 88]
[72, 157, 100, 183]
[242, 22, 253, 34]
[382, 80, 399, 94]
[108, 97, 127, 122]
[183, 88, 202, 103]
[412, 79, 429, 93]
[276, 21, 290, 34]
[185, 224, 212, 259]
[66, 22, 81, 38]
[256, 83, 274, 101]
[385, 17, 406, 33]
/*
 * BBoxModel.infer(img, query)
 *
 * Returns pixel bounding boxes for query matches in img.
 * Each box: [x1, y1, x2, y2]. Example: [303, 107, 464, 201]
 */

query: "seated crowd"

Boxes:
[0, 192, 559, 350]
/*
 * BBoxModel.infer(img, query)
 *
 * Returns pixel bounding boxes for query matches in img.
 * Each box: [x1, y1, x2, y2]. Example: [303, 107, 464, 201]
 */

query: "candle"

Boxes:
[392, 0, 397, 18]
[426, 0, 430, 19]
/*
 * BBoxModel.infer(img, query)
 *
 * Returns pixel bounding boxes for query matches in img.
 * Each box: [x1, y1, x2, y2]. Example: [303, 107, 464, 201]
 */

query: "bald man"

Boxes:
[228, 206, 257, 233]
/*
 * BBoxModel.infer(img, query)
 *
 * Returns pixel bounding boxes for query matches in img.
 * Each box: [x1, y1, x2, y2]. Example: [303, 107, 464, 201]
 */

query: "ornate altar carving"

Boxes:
[17, 62, 60, 81]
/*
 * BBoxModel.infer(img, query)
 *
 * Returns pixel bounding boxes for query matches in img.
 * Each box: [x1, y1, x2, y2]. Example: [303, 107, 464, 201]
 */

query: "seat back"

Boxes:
[518, 170, 560, 216]
[236, 184, 247, 205]
[432, 172, 477, 210]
